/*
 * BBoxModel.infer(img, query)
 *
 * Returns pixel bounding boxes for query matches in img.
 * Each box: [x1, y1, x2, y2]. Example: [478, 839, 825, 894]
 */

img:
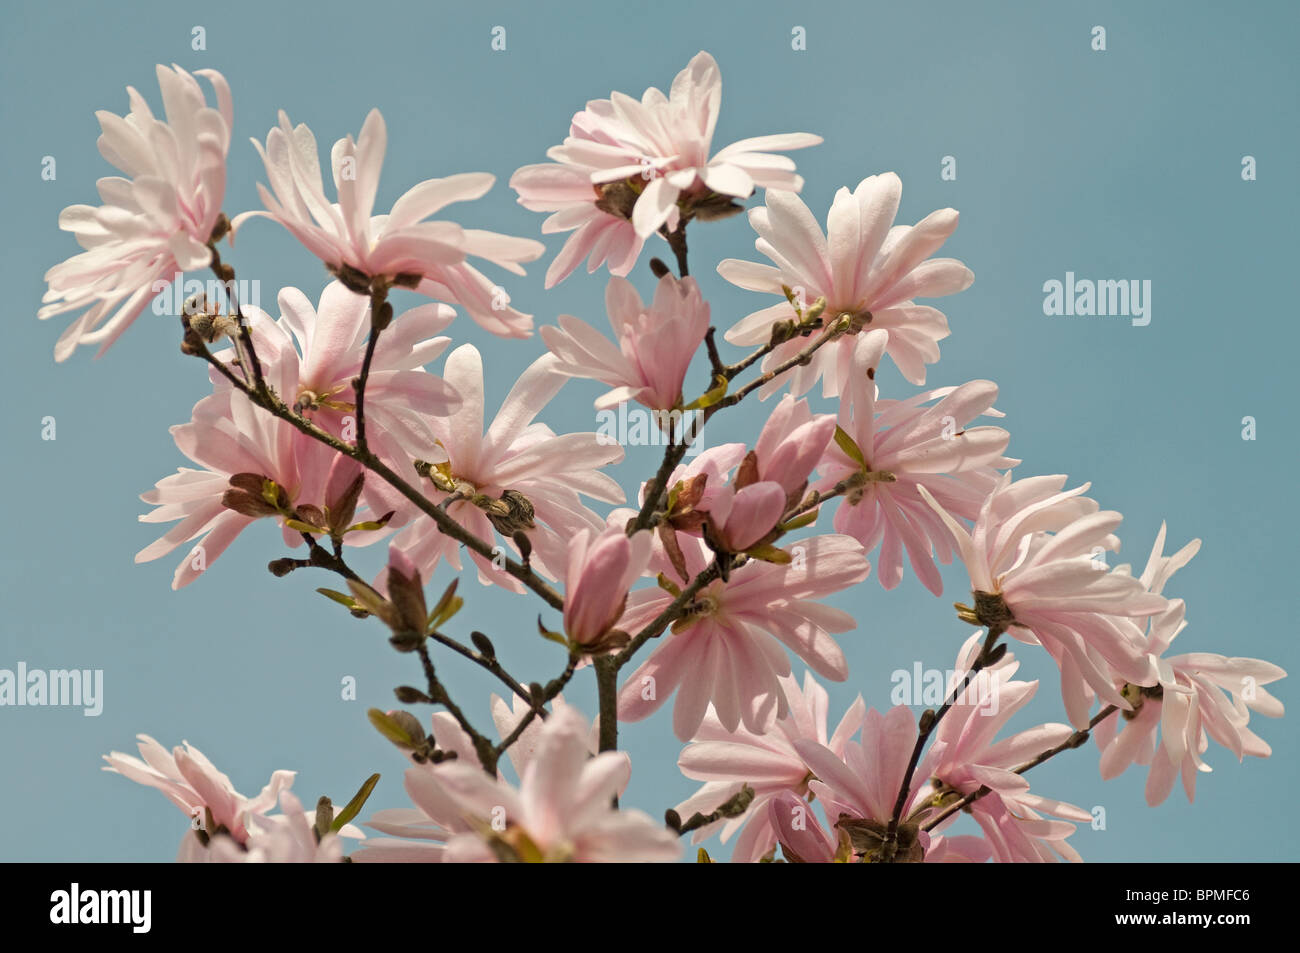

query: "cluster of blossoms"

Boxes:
[45, 54, 1284, 863]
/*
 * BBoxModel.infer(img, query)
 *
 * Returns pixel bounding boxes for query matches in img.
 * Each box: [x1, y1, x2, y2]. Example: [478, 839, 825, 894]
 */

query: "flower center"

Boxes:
[294, 382, 352, 415]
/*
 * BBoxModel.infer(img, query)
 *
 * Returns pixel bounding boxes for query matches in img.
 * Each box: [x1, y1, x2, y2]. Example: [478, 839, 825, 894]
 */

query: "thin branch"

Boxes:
[428, 631, 535, 708]
[416, 643, 498, 775]
[703, 327, 725, 380]
[709, 322, 845, 412]
[185, 333, 565, 611]
[353, 286, 389, 455]
[880, 625, 1005, 861]
[921, 704, 1121, 832]
[614, 562, 723, 670]
[206, 236, 266, 395]
[663, 221, 689, 277]
[495, 653, 579, 757]
[615, 478, 855, 671]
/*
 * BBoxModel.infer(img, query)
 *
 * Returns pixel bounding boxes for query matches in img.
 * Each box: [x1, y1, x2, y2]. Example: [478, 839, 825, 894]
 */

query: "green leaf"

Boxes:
[285, 518, 326, 535]
[426, 578, 462, 630]
[684, 376, 728, 411]
[317, 588, 362, 611]
[537, 615, 569, 647]
[802, 296, 827, 324]
[367, 709, 413, 747]
[261, 479, 282, 507]
[744, 543, 792, 564]
[780, 509, 819, 532]
[345, 510, 395, 534]
[331, 773, 381, 832]
[656, 572, 682, 597]
[833, 425, 867, 470]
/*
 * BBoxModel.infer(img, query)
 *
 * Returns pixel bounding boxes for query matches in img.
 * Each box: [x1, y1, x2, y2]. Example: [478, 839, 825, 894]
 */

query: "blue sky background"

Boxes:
[1, 0, 1295, 861]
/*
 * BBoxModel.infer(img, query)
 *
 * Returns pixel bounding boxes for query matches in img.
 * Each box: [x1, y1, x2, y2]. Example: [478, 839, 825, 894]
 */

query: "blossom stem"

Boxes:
[629, 441, 693, 534]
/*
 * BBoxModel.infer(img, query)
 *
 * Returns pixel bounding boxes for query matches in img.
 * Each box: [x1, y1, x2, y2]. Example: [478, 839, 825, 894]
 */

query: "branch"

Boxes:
[880, 625, 1006, 861]
[663, 221, 689, 277]
[205, 232, 266, 396]
[614, 562, 724, 670]
[496, 653, 579, 757]
[594, 655, 620, 753]
[353, 285, 391, 455]
[709, 321, 845, 412]
[415, 643, 498, 774]
[920, 704, 1121, 833]
[428, 631, 536, 709]
[184, 331, 565, 612]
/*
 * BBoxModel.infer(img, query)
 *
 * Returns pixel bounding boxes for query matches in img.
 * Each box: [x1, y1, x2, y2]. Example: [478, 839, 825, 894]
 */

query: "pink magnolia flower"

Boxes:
[750, 395, 837, 501]
[704, 482, 790, 552]
[227, 281, 461, 462]
[40, 65, 232, 361]
[766, 791, 991, 863]
[673, 671, 865, 862]
[926, 632, 1092, 862]
[103, 735, 295, 861]
[658, 442, 750, 531]
[920, 474, 1168, 727]
[816, 331, 1015, 595]
[390, 344, 625, 588]
[511, 51, 820, 283]
[718, 173, 973, 396]
[785, 705, 998, 863]
[356, 701, 595, 863]
[357, 708, 680, 863]
[135, 380, 347, 588]
[563, 523, 653, 652]
[653, 404, 835, 558]
[235, 109, 544, 337]
[767, 790, 843, 862]
[509, 133, 645, 288]
[207, 791, 363, 863]
[968, 797, 1084, 863]
[543, 274, 710, 411]
[793, 706, 942, 846]
[361, 697, 597, 860]
[617, 532, 871, 740]
[1094, 526, 1286, 805]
